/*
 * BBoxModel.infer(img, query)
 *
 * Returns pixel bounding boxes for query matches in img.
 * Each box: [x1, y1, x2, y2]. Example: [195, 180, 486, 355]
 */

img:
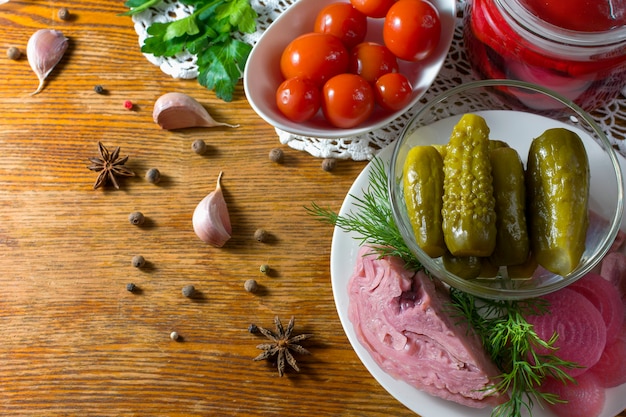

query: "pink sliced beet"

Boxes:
[600, 251, 626, 301]
[540, 371, 605, 417]
[590, 333, 626, 387]
[570, 273, 625, 345]
[526, 288, 607, 377]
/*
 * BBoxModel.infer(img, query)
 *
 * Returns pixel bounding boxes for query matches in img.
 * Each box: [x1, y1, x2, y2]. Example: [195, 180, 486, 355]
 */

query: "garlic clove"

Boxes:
[27, 29, 69, 95]
[153, 92, 239, 130]
[192, 171, 232, 247]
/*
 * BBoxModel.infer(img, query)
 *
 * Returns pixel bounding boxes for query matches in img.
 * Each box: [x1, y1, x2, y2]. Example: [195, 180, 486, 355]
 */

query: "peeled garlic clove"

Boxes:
[153, 92, 239, 130]
[27, 29, 69, 95]
[193, 171, 232, 247]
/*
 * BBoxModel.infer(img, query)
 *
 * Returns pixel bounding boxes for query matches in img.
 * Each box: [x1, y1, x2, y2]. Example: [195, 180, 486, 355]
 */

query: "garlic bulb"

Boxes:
[153, 92, 239, 130]
[27, 29, 69, 95]
[193, 171, 232, 247]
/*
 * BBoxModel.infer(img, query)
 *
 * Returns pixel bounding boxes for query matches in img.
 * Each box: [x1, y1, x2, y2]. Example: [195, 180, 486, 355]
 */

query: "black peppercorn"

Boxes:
[6, 46, 21, 60]
[93, 85, 105, 94]
[145, 168, 161, 184]
[181, 285, 195, 298]
[131, 255, 145, 268]
[248, 323, 259, 334]
[128, 211, 145, 225]
[126, 283, 137, 292]
[269, 148, 284, 163]
[192, 139, 207, 155]
[322, 158, 337, 172]
[254, 228, 268, 242]
[58, 7, 70, 20]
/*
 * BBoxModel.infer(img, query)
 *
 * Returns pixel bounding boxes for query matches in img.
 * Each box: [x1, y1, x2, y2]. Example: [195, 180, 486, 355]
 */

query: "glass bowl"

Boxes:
[389, 79, 624, 300]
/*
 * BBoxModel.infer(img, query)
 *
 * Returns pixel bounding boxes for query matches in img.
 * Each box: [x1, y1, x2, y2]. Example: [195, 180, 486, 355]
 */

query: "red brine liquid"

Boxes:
[463, 0, 626, 111]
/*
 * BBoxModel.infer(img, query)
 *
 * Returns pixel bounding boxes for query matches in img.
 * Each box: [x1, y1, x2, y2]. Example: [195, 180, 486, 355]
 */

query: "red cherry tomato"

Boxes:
[276, 77, 321, 122]
[322, 73, 375, 128]
[350, 0, 396, 18]
[349, 42, 399, 84]
[383, 0, 441, 61]
[374, 72, 413, 111]
[280, 32, 349, 87]
[314, 2, 368, 49]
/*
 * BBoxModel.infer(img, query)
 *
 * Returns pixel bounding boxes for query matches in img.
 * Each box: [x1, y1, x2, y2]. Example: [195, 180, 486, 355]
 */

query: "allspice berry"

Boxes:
[182, 285, 196, 298]
[145, 168, 161, 184]
[322, 158, 337, 172]
[6, 46, 21, 60]
[128, 211, 145, 225]
[254, 228, 268, 242]
[244, 279, 258, 293]
[269, 148, 284, 163]
[192, 139, 207, 155]
[131, 255, 145, 268]
[58, 7, 70, 20]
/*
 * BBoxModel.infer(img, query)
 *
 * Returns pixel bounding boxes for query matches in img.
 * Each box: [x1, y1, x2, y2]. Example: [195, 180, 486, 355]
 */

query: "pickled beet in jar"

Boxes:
[463, 0, 626, 111]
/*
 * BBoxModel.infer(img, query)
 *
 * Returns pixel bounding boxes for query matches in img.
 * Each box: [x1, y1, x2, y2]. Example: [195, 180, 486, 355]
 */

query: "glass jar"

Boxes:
[463, 0, 626, 111]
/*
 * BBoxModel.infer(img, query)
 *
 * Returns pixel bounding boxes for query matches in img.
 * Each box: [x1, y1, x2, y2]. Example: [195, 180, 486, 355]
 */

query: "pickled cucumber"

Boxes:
[442, 252, 482, 280]
[403, 145, 446, 258]
[442, 114, 497, 257]
[527, 128, 589, 276]
[489, 147, 529, 266]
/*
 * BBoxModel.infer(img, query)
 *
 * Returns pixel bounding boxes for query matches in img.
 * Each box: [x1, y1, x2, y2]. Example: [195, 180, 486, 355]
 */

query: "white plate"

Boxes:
[244, 0, 456, 139]
[330, 111, 626, 417]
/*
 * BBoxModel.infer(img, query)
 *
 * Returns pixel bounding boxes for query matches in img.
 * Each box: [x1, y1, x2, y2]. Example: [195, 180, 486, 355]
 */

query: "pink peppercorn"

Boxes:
[123, 100, 134, 110]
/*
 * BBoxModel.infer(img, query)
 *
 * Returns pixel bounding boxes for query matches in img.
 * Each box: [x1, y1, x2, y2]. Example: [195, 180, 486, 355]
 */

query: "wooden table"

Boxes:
[0, 2, 623, 416]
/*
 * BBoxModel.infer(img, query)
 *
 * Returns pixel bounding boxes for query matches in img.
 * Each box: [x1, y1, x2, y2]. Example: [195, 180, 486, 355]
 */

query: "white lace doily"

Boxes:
[132, 0, 626, 160]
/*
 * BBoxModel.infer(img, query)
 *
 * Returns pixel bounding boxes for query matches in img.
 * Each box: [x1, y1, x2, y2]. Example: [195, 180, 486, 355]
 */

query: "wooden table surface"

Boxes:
[0, 1, 624, 416]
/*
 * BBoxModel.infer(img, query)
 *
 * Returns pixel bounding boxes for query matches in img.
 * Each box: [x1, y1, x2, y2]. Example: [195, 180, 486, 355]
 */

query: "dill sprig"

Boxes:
[306, 156, 579, 417]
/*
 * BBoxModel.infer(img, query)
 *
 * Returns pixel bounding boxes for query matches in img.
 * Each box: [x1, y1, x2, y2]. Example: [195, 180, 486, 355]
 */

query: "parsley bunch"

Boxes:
[123, 0, 258, 101]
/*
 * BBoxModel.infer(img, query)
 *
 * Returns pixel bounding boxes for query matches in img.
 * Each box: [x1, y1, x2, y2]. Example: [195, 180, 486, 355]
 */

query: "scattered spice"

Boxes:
[322, 158, 337, 172]
[254, 228, 268, 242]
[128, 211, 145, 226]
[244, 279, 258, 293]
[93, 84, 105, 94]
[153, 92, 239, 130]
[57, 7, 70, 20]
[170, 331, 180, 341]
[145, 168, 161, 184]
[27, 29, 69, 95]
[269, 148, 284, 163]
[6, 46, 21, 60]
[192, 139, 207, 155]
[123, 100, 134, 110]
[182, 285, 196, 298]
[192, 171, 232, 247]
[87, 142, 135, 189]
[248, 323, 259, 334]
[259, 264, 270, 274]
[126, 283, 137, 292]
[253, 316, 313, 377]
[131, 255, 145, 268]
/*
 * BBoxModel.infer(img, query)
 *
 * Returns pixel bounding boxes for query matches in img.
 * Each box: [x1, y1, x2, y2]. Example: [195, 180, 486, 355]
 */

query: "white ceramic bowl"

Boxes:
[389, 79, 625, 300]
[244, 0, 456, 139]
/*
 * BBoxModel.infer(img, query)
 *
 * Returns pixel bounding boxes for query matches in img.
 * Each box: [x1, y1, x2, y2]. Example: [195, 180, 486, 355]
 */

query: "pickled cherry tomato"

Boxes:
[350, 0, 396, 18]
[314, 2, 368, 49]
[322, 73, 375, 128]
[383, 0, 441, 61]
[276, 77, 321, 122]
[374, 72, 413, 110]
[349, 42, 399, 83]
[280, 33, 349, 87]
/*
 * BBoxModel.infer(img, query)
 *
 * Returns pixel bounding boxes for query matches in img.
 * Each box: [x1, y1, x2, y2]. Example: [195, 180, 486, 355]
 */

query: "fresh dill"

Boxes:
[306, 156, 579, 417]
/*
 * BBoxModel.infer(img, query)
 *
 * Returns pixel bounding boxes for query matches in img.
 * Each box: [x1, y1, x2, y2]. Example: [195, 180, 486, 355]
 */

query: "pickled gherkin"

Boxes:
[442, 114, 497, 257]
[403, 145, 446, 258]
[489, 147, 529, 266]
[527, 128, 590, 276]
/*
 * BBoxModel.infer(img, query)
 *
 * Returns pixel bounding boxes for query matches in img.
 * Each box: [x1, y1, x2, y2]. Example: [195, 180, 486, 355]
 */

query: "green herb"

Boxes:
[122, 0, 257, 102]
[306, 156, 579, 417]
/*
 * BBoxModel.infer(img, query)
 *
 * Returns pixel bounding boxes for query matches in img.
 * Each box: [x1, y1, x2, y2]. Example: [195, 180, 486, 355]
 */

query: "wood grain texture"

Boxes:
[0, 2, 623, 417]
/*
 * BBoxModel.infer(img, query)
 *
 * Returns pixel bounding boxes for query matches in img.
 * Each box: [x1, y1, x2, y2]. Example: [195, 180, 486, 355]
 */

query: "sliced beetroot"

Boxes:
[600, 251, 626, 301]
[526, 288, 607, 377]
[590, 334, 626, 387]
[570, 273, 625, 345]
[540, 371, 605, 417]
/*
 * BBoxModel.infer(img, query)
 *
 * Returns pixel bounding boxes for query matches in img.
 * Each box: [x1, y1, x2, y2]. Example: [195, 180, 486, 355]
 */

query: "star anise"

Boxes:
[253, 316, 313, 377]
[87, 142, 135, 189]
